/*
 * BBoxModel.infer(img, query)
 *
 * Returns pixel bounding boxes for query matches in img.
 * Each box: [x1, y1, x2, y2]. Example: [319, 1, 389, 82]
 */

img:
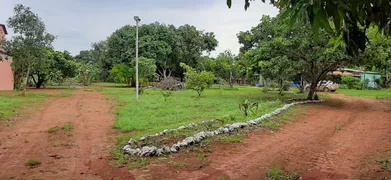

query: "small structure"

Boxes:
[0, 23, 14, 90]
[331, 68, 382, 88]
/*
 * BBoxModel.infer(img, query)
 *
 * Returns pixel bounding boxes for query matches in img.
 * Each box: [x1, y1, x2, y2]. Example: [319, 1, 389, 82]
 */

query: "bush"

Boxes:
[180, 63, 215, 97]
[238, 99, 258, 116]
[160, 90, 172, 101]
[341, 76, 361, 89]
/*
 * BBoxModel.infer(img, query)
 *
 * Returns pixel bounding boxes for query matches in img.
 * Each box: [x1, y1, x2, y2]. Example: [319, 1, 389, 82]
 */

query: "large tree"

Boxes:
[106, 23, 218, 80]
[228, 0, 391, 55]
[4, 4, 55, 89]
[197, 50, 235, 87]
[240, 15, 351, 100]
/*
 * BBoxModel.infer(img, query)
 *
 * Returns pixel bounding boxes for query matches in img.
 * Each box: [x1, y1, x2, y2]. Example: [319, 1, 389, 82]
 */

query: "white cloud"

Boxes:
[0, 0, 278, 57]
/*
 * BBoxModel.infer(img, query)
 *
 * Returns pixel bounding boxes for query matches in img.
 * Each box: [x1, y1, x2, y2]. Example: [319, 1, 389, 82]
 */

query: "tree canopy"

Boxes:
[228, 0, 391, 55]
[4, 4, 55, 89]
[105, 22, 218, 80]
[239, 15, 351, 99]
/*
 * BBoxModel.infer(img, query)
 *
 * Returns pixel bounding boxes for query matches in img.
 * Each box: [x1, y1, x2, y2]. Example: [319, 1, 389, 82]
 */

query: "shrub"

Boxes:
[238, 100, 258, 116]
[180, 63, 215, 97]
[341, 76, 361, 89]
[160, 90, 172, 101]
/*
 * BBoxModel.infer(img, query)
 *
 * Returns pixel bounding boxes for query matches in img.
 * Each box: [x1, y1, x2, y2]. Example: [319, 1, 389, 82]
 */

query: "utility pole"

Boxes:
[134, 16, 141, 102]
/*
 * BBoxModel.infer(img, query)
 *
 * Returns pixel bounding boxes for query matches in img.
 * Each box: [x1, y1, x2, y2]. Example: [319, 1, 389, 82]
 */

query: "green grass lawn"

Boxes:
[100, 86, 307, 139]
[338, 89, 391, 98]
[0, 89, 74, 121]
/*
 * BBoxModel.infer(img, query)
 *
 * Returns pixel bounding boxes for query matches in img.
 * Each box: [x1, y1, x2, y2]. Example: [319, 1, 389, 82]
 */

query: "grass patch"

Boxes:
[62, 122, 74, 131]
[0, 89, 75, 121]
[104, 86, 315, 161]
[377, 149, 391, 170]
[47, 126, 60, 133]
[265, 167, 300, 180]
[338, 89, 391, 98]
[25, 159, 41, 168]
[101, 86, 307, 137]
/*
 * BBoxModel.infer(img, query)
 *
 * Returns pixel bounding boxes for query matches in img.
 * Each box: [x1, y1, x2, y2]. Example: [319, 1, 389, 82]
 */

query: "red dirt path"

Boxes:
[131, 94, 391, 180]
[1, 90, 391, 180]
[0, 88, 133, 180]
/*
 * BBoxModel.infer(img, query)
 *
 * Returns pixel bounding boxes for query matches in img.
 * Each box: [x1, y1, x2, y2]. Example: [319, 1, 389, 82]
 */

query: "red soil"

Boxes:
[0, 88, 133, 180]
[1, 90, 390, 180]
[131, 94, 391, 180]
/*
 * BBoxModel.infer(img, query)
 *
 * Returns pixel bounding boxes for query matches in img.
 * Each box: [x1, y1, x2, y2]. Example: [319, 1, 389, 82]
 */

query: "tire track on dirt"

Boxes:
[134, 94, 391, 180]
[0, 88, 134, 180]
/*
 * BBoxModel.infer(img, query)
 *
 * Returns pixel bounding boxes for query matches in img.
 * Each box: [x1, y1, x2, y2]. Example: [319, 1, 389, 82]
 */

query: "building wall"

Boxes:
[0, 59, 14, 90]
[0, 26, 5, 39]
[0, 24, 14, 90]
[361, 73, 382, 88]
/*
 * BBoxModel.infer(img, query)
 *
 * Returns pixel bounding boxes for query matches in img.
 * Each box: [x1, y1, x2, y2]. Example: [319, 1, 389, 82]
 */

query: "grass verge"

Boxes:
[0, 89, 75, 121]
[338, 89, 391, 98]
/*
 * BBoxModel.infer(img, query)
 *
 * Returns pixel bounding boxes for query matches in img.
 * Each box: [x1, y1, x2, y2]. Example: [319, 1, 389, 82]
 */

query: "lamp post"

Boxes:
[134, 16, 141, 102]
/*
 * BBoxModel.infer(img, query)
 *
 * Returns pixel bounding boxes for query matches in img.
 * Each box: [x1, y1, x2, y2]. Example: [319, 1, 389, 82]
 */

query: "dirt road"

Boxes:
[0, 88, 133, 180]
[132, 94, 391, 180]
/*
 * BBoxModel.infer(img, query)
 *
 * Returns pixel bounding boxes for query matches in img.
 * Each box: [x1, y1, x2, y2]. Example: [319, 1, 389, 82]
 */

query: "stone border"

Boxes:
[123, 100, 324, 157]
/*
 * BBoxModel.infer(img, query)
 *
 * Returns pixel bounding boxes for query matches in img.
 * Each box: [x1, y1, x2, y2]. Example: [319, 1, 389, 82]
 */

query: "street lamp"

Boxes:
[134, 16, 141, 102]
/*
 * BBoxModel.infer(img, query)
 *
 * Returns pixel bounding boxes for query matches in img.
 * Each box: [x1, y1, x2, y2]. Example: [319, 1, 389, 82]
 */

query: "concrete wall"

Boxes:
[0, 59, 14, 90]
[0, 24, 14, 90]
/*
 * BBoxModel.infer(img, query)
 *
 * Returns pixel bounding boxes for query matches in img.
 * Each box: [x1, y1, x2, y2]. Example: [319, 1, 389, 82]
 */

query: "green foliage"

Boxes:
[110, 63, 133, 85]
[377, 149, 391, 170]
[238, 99, 258, 116]
[106, 23, 217, 80]
[265, 167, 299, 180]
[25, 159, 41, 168]
[4, 4, 56, 89]
[160, 90, 172, 101]
[180, 63, 215, 97]
[198, 50, 235, 86]
[338, 89, 391, 99]
[341, 76, 361, 89]
[237, 14, 351, 100]
[62, 122, 74, 131]
[47, 126, 60, 133]
[230, 0, 391, 55]
[100, 86, 304, 135]
[76, 61, 99, 86]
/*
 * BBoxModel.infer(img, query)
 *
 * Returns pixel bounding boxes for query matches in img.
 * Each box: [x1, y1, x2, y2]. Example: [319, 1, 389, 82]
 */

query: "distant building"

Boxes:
[331, 68, 382, 88]
[0, 23, 14, 90]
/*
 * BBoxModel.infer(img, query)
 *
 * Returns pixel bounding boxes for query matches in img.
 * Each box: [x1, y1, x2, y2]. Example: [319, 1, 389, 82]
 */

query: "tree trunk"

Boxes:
[306, 82, 317, 100]
[162, 69, 167, 80]
[279, 79, 285, 95]
[23, 65, 31, 97]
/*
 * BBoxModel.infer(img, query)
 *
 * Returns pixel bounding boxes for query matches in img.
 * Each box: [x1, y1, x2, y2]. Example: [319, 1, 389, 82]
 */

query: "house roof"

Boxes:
[0, 24, 7, 35]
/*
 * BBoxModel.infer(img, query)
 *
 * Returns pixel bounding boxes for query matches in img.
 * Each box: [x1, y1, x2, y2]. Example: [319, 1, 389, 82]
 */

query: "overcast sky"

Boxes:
[0, 0, 278, 57]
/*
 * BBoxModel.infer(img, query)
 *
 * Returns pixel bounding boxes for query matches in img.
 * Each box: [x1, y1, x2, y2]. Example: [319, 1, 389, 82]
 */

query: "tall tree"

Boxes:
[240, 15, 351, 100]
[106, 23, 218, 80]
[4, 4, 55, 90]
